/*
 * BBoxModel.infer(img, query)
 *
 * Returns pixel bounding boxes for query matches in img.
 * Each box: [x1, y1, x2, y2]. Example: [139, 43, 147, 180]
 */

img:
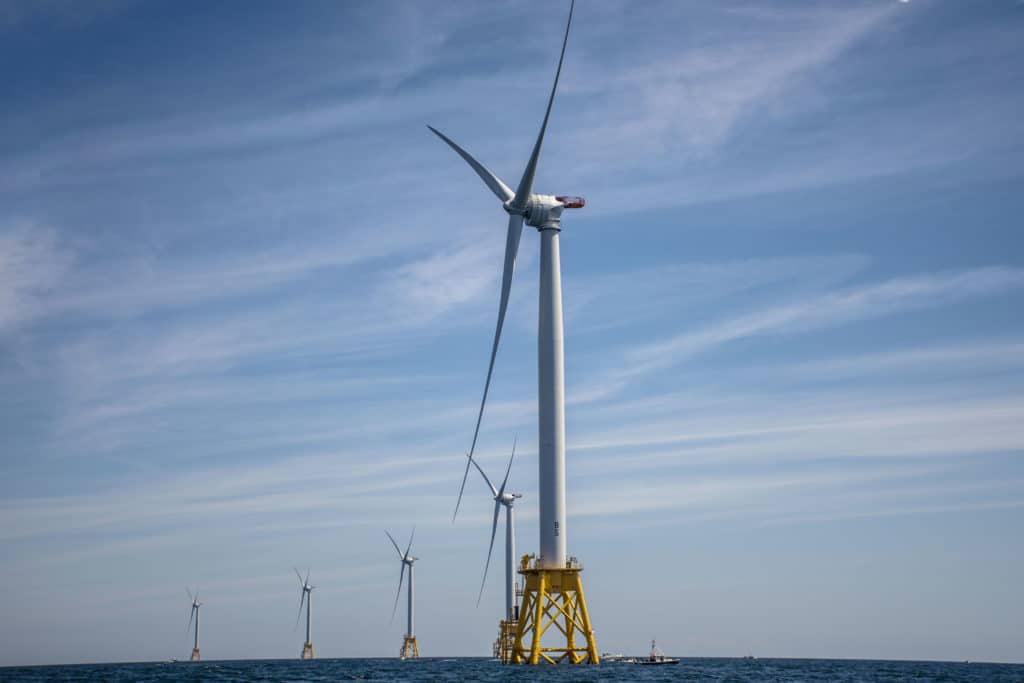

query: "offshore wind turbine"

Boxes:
[185, 588, 202, 662]
[386, 528, 420, 660]
[467, 439, 523, 664]
[293, 568, 315, 660]
[469, 439, 522, 616]
[429, 0, 599, 665]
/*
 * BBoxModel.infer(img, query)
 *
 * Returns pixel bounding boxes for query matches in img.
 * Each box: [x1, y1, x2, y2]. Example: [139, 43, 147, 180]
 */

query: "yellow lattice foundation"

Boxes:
[511, 555, 598, 665]
[400, 635, 419, 659]
[301, 642, 314, 659]
[493, 619, 517, 663]
[190, 648, 201, 662]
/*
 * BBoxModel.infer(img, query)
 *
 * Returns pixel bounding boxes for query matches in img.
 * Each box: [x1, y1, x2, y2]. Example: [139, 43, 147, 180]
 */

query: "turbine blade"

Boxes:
[294, 567, 304, 585]
[294, 589, 306, 631]
[511, 0, 575, 211]
[404, 527, 416, 558]
[477, 499, 502, 607]
[187, 604, 194, 634]
[454, 212, 524, 520]
[467, 451, 498, 498]
[186, 587, 193, 602]
[304, 568, 311, 587]
[385, 530, 403, 558]
[427, 126, 514, 203]
[390, 563, 406, 625]
[498, 435, 517, 496]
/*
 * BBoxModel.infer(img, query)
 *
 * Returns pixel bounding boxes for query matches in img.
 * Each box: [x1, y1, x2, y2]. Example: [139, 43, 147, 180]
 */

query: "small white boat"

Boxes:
[601, 652, 633, 662]
[634, 639, 680, 666]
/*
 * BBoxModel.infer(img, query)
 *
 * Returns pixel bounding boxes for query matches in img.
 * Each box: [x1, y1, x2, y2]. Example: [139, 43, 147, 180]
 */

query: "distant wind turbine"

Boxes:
[185, 587, 202, 662]
[293, 568, 315, 660]
[467, 438, 522, 621]
[386, 528, 420, 659]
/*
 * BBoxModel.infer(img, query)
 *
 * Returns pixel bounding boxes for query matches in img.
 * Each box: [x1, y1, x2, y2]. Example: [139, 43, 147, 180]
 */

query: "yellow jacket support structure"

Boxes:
[400, 635, 419, 660]
[495, 619, 517, 663]
[301, 642, 313, 660]
[512, 555, 599, 665]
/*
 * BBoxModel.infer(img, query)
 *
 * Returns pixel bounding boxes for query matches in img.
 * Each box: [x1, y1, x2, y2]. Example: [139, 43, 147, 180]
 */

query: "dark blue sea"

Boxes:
[2, 658, 1023, 682]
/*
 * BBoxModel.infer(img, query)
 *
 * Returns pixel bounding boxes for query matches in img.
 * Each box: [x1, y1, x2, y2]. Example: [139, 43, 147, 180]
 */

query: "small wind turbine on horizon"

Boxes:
[293, 568, 315, 660]
[185, 588, 202, 662]
[386, 528, 420, 660]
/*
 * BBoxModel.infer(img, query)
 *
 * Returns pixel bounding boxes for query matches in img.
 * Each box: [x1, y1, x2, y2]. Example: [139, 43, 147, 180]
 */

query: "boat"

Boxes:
[601, 652, 634, 662]
[634, 639, 680, 665]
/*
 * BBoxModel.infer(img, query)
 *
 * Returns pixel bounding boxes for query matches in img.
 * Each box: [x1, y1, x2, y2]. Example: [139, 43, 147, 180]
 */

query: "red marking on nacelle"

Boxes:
[556, 196, 585, 209]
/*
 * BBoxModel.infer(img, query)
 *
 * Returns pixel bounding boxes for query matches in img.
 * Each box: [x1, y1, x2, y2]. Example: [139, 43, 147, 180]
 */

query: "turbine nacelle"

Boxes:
[504, 194, 585, 229]
[497, 491, 522, 507]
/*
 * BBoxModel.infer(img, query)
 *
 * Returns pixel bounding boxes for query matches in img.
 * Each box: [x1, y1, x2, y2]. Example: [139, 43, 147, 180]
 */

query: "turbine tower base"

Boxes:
[400, 635, 419, 660]
[494, 618, 517, 663]
[512, 555, 598, 665]
[301, 642, 314, 660]
[190, 648, 201, 662]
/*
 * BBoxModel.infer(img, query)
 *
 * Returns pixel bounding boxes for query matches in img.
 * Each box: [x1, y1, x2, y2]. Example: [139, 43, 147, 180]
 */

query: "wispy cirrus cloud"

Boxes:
[0, 223, 70, 331]
[623, 266, 1024, 377]
[565, 2, 902, 158]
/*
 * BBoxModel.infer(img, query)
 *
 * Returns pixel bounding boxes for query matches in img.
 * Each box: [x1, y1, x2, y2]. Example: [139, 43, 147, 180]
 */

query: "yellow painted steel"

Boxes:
[301, 642, 314, 660]
[190, 648, 201, 662]
[493, 619, 517, 663]
[400, 635, 419, 660]
[511, 555, 599, 665]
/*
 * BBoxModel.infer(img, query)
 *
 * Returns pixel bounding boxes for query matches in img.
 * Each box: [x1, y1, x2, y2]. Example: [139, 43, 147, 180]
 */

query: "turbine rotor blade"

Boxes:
[498, 435, 517, 496]
[304, 568, 311, 587]
[294, 589, 306, 631]
[294, 567, 304, 586]
[510, 0, 575, 211]
[467, 451, 498, 498]
[404, 527, 415, 559]
[186, 587, 193, 602]
[187, 604, 194, 634]
[454, 212, 524, 520]
[385, 530, 403, 558]
[427, 126, 514, 203]
[390, 563, 406, 625]
[477, 499, 502, 607]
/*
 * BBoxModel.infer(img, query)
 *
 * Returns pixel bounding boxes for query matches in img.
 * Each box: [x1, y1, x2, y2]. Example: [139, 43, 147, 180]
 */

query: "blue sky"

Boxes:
[1, 0, 1023, 667]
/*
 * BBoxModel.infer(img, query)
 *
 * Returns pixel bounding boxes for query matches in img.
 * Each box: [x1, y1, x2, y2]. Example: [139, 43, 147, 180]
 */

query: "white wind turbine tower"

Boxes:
[431, 0, 599, 665]
[293, 568, 315, 660]
[386, 528, 420, 660]
[185, 588, 202, 662]
[467, 439, 523, 663]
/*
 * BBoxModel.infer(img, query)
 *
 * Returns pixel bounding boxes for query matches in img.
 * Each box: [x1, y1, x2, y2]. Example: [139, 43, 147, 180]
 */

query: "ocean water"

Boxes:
[2, 657, 1023, 682]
